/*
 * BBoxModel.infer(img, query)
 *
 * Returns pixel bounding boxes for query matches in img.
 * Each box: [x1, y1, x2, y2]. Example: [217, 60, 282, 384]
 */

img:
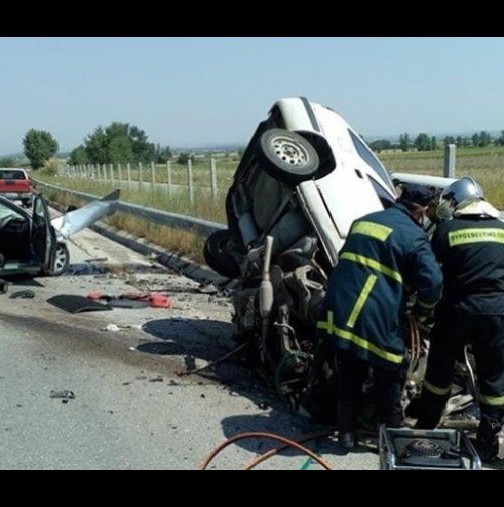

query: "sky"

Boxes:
[0, 37, 503, 156]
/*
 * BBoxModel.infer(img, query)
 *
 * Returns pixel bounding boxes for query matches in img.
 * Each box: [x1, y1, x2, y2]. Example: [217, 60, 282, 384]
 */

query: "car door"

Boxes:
[32, 194, 57, 270]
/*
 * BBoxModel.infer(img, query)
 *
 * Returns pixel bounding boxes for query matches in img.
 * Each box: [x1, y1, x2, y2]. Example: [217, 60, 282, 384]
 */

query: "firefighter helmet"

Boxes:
[436, 177, 484, 220]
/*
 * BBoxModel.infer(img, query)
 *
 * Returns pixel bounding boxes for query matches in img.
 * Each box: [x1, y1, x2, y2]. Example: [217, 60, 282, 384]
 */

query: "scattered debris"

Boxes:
[49, 390, 76, 404]
[104, 324, 121, 332]
[85, 257, 109, 263]
[9, 290, 36, 299]
[0, 278, 9, 295]
[149, 376, 164, 383]
[47, 295, 111, 314]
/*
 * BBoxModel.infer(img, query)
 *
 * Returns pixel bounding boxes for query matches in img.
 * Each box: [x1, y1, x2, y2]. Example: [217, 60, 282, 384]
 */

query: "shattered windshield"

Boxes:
[0, 202, 25, 228]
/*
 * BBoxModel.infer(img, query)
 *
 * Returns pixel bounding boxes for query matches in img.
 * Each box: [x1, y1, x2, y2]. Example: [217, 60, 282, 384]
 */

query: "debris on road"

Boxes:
[49, 390, 76, 404]
[9, 290, 36, 299]
[0, 278, 9, 295]
[48, 295, 112, 314]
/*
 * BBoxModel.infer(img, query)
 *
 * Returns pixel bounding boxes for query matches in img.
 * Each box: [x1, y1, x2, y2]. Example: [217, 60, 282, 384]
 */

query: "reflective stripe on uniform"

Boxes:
[423, 379, 451, 396]
[317, 310, 403, 365]
[346, 274, 378, 328]
[339, 252, 403, 284]
[448, 228, 504, 247]
[351, 221, 393, 242]
[479, 393, 504, 407]
[417, 299, 438, 309]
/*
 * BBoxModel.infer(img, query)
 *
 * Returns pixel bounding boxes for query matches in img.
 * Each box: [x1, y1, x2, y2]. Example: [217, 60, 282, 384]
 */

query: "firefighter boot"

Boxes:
[338, 401, 357, 450]
[476, 414, 502, 463]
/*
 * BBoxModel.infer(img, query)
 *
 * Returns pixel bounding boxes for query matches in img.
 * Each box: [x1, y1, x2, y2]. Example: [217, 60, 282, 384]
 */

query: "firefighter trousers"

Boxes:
[417, 312, 504, 457]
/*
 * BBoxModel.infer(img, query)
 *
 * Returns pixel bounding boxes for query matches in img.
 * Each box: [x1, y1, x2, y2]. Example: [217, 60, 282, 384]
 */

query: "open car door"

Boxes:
[32, 194, 57, 272]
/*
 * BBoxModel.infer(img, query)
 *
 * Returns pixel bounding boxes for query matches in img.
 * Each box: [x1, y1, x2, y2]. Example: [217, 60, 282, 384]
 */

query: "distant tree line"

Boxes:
[68, 122, 171, 166]
[369, 130, 504, 153]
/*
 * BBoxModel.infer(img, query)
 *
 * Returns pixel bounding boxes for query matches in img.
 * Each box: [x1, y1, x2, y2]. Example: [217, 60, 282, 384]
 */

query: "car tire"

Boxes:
[258, 128, 320, 186]
[204, 230, 241, 279]
[44, 243, 70, 276]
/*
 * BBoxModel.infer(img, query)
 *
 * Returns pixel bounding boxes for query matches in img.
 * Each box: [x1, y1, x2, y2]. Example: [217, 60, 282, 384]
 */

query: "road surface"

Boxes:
[1, 227, 490, 470]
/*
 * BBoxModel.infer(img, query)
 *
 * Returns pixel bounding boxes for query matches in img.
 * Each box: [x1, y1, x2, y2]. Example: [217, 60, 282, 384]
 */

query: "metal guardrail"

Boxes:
[32, 178, 226, 237]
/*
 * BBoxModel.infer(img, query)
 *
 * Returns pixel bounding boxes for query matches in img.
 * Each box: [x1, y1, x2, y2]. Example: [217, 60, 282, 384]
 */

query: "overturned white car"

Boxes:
[0, 189, 120, 277]
[204, 98, 469, 418]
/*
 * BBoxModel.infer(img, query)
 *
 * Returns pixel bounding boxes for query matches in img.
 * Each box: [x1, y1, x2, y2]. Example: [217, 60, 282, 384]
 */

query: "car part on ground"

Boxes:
[47, 295, 113, 314]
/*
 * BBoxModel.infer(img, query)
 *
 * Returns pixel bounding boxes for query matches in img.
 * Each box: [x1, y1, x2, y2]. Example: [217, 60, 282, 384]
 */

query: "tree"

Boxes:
[0, 157, 16, 167]
[369, 139, 391, 153]
[430, 136, 437, 151]
[68, 145, 88, 166]
[177, 152, 190, 165]
[455, 136, 463, 148]
[399, 133, 410, 152]
[471, 133, 480, 147]
[443, 136, 455, 146]
[85, 127, 109, 164]
[155, 144, 172, 163]
[23, 129, 59, 169]
[478, 130, 492, 147]
[495, 130, 504, 146]
[82, 122, 156, 165]
[414, 133, 431, 152]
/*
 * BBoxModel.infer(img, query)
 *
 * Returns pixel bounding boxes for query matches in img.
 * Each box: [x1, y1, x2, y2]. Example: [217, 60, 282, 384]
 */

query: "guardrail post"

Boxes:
[187, 158, 194, 204]
[210, 157, 218, 201]
[444, 144, 456, 178]
[102, 164, 107, 182]
[151, 161, 156, 195]
[167, 161, 172, 198]
[110, 163, 114, 187]
[127, 163, 132, 192]
[118, 163, 122, 186]
[139, 162, 144, 192]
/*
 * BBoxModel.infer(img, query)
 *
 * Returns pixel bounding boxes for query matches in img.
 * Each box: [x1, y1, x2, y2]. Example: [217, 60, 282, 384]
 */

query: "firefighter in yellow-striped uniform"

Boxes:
[316, 184, 443, 449]
[416, 178, 504, 463]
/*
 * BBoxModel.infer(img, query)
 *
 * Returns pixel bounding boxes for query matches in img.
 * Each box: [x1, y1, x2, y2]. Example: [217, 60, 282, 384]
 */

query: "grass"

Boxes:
[35, 145, 504, 262]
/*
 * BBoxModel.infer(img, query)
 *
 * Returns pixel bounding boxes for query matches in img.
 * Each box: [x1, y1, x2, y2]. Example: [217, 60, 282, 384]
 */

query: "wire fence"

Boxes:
[60, 158, 238, 204]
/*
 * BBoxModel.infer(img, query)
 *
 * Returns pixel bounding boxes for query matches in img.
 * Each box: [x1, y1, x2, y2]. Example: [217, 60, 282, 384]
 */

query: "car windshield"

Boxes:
[0, 201, 25, 227]
[0, 170, 26, 180]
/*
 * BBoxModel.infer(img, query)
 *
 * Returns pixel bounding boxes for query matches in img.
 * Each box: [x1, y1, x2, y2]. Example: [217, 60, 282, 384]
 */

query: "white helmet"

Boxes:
[436, 177, 484, 220]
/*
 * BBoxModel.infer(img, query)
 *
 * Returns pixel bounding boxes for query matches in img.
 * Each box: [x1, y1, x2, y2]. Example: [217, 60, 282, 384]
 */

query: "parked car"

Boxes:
[0, 168, 35, 207]
[204, 97, 469, 420]
[0, 189, 120, 277]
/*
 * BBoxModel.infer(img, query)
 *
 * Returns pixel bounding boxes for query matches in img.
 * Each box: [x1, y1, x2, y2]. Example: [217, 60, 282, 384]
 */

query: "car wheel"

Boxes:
[204, 230, 241, 279]
[258, 128, 320, 186]
[44, 243, 70, 276]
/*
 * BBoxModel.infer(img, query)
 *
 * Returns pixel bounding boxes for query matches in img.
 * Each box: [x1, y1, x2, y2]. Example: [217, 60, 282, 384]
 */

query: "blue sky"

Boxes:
[0, 37, 503, 155]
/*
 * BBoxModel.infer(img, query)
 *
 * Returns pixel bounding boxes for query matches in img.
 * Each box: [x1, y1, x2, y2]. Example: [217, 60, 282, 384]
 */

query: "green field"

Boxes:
[39, 145, 504, 226]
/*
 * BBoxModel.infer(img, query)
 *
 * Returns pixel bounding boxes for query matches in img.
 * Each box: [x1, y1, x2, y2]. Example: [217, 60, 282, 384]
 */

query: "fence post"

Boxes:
[444, 144, 456, 178]
[187, 158, 194, 204]
[109, 163, 114, 187]
[210, 157, 218, 201]
[127, 163, 132, 192]
[151, 161, 156, 195]
[167, 161, 172, 198]
[139, 162, 144, 192]
[118, 163, 122, 185]
[102, 164, 107, 182]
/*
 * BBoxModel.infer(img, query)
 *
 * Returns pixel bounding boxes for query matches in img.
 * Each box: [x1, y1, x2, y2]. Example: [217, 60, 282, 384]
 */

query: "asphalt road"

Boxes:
[5, 227, 492, 470]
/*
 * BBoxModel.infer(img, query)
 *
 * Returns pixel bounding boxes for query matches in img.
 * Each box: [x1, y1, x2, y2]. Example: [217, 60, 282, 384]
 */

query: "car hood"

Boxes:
[51, 189, 120, 239]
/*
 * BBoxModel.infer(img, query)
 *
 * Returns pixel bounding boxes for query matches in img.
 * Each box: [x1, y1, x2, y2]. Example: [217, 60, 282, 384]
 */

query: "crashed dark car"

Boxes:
[0, 190, 120, 277]
[204, 97, 476, 425]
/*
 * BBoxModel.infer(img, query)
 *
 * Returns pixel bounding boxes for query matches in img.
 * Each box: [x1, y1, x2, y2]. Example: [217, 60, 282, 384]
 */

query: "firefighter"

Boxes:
[315, 184, 443, 449]
[416, 177, 504, 463]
